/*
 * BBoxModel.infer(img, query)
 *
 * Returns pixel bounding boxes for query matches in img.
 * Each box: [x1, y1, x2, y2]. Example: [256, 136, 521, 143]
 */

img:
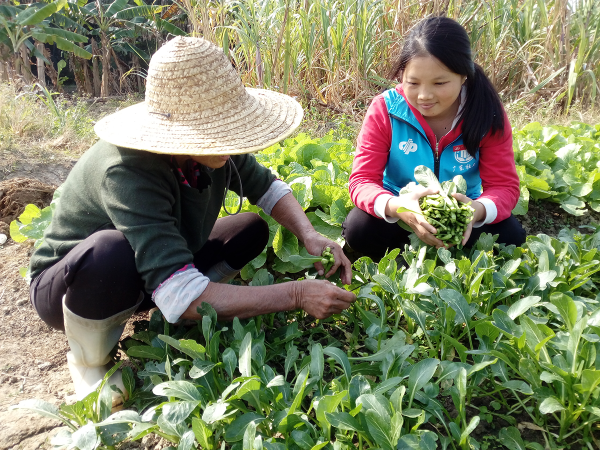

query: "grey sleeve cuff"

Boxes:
[152, 268, 210, 323]
[256, 180, 292, 215]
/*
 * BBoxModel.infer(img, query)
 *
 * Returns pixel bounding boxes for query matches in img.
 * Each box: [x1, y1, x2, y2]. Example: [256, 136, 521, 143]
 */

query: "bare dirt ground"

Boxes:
[1, 152, 600, 449]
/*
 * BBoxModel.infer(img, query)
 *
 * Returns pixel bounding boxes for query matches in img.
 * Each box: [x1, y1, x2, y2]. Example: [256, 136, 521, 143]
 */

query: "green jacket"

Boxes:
[30, 140, 275, 291]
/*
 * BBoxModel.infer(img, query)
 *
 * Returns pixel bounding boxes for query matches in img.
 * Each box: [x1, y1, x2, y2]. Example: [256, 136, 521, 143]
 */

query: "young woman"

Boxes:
[343, 16, 525, 260]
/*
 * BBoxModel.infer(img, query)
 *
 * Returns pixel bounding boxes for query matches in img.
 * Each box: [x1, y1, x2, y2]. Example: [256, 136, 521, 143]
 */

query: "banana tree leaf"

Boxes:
[17, 0, 67, 26]
[105, 0, 129, 17]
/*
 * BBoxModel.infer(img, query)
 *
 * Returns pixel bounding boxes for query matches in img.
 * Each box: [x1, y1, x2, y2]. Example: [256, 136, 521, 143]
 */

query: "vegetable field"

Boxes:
[9, 122, 600, 450]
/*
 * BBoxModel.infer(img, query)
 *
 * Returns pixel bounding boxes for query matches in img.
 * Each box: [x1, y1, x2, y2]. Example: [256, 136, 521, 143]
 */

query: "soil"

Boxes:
[0, 156, 599, 449]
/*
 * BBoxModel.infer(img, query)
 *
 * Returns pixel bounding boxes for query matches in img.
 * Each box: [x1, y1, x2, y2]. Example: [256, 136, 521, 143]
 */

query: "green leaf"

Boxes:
[356, 393, 392, 421]
[408, 359, 439, 406]
[498, 426, 525, 450]
[581, 369, 600, 393]
[239, 332, 252, 378]
[290, 430, 314, 450]
[459, 416, 480, 446]
[177, 430, 195, 450]
[325, 411, 363, 432]
[306, 212, 343, 242]
[315, 391, 348, 430]
[162, 401, 200, 425]
[153, 381, 201, 401]
[289, 176, 313, 209]
[439, 289, 472, 326]
[243, 421, 257, 450]
[365, 409, 395, 450]
[192, 417, 213, 450]
[507, 296, 541, 320]
[225, 412, 266, 442]
[17, 0, 67, 25]
[202, 400, 231, 424]
[223, 348, 237, 379]
[127, 345, 165, 360]
[294, 143, 329, 166]
[272, 226, 299, 262]
[9, 399, 64, 423]
[71, 422, 99, 450]
[250, 268, 274, 286]
[539, 397, 565, 414]
[284, 345, 299, 378]
[323, 346, 352, 383]
[550, 292, 578, 331]
[501, 381, 533, 395]
[310, 343, 324, 381]
[189, 360, 217, 379]
[492, 309, 522, 337]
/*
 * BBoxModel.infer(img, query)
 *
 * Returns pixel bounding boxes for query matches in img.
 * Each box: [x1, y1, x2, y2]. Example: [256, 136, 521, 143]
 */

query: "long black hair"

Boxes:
[388, 17, 505, 157]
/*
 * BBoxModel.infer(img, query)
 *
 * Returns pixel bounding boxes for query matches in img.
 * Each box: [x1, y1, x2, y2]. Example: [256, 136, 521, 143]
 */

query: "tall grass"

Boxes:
[181, 0, 600, 113]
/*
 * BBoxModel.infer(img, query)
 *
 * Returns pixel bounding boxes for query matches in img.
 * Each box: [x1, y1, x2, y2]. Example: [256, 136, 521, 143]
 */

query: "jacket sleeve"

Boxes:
[477, 110, 520, 223]
[349, 95, 395, 217]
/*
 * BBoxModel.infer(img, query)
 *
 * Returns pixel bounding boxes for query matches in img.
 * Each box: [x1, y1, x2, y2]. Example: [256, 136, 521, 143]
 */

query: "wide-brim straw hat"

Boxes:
[94, 36, 303, 155]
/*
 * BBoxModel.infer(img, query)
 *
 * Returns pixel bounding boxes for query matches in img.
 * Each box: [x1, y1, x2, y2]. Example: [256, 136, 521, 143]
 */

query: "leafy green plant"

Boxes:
[512, 122, 600, 216]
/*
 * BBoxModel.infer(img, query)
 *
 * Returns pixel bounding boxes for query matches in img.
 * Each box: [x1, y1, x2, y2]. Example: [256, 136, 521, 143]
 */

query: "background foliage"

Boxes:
[1, 0, 599, 113]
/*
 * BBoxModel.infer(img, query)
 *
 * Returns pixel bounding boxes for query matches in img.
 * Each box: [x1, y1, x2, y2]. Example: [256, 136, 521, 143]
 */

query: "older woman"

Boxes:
[28, 37, 355, 407]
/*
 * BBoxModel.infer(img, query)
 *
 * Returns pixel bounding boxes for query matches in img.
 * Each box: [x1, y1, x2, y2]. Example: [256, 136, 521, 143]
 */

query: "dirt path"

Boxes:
[0, 241, 71, 450]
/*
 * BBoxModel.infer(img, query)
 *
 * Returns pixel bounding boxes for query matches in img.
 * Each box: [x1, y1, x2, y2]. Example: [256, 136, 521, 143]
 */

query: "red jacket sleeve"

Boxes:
[349, 95, 394, 216]
[477, 109, 520, 223]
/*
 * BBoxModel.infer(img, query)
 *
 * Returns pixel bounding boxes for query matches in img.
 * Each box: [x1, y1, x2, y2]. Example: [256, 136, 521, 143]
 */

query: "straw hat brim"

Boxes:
[94, 88, 303, 155]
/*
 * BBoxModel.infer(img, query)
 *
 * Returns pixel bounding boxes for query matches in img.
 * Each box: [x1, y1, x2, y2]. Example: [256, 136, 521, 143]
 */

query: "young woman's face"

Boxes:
[402, 55, 466, 120]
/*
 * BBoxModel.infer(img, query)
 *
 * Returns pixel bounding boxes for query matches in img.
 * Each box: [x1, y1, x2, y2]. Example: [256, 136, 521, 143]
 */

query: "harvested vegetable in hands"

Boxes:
[420, 193, 474, 245]
[320, 246, 335, 272]
[397, 165, 475, 246]
[288, 246, 337, 276]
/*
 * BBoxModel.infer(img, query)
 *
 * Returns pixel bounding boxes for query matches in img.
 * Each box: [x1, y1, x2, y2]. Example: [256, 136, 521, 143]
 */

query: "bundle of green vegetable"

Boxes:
[397, 165, 474, 246]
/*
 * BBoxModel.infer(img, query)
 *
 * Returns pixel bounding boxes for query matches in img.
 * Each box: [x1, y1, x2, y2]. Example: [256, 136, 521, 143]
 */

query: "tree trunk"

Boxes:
[91, 38, 101, 97]
[100, 31, 111, 97]
[69, 52, 86, 94]
[19, 45, 32, 83]
[35, 41, 45, 87]
[0, 44, 10, 82]
[78, 43, 93, 95]
[131, 54, 144, 93]
[42, 46, 59, 91]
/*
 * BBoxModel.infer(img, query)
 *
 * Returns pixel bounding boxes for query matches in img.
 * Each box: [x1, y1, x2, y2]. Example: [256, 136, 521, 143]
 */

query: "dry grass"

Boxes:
[0, 83, 145, 159]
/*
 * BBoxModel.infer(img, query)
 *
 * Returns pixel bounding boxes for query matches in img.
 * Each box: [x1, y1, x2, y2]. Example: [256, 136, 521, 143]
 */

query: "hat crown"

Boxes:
[145, 36, 246, 121]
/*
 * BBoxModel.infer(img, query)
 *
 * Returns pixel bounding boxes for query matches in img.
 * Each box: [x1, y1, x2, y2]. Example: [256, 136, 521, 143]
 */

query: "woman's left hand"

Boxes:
[303, 232, 352, 285]
[452, 193, 486, 246]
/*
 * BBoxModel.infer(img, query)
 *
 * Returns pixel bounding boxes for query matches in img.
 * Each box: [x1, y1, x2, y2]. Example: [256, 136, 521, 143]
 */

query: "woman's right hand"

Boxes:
[293, 280, 356, 319]
[385, 186, 446, 248]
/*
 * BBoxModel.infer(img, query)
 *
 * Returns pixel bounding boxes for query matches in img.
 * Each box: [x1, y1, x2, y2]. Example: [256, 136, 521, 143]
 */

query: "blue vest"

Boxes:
[382, 89, 482, 199]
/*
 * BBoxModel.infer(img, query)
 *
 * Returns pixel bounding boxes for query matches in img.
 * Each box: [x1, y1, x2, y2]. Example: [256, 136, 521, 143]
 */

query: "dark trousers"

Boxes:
[30, 212, 269, 331]
[342, 207, 526, 261]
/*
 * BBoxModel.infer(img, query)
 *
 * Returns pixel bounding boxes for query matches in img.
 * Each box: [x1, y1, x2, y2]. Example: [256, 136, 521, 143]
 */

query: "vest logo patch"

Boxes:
[400, 139, 418, 155]
[453, 145, 473, 164]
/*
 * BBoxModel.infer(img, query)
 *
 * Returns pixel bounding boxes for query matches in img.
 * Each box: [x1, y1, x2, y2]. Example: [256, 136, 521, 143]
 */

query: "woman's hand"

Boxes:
[386, 186, 446, 248]
[452, 193, 486, 245]
[303, 232, 353, 285]
[293, 280, 356, 319]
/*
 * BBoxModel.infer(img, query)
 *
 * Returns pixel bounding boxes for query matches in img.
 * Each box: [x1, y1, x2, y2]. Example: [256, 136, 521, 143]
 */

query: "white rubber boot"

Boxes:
[63, 294, 142, 408]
